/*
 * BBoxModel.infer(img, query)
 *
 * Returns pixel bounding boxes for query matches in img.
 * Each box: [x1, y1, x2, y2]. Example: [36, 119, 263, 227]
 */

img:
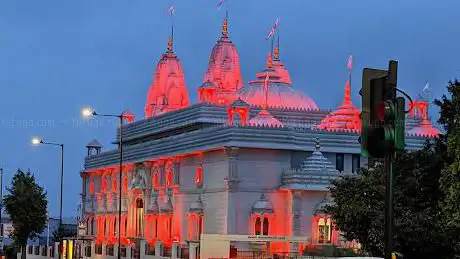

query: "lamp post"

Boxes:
[82, 107, 124, 259]
[31, 138, 64, 259]
[31, 138, 65, 227]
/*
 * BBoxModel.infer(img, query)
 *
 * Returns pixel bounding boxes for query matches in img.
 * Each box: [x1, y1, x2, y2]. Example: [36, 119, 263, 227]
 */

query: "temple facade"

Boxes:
[79, 16, 440, 258]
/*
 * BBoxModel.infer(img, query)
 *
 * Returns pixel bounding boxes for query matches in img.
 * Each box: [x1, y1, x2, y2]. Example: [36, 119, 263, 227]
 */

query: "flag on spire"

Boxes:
[217, 0, 226, 10]
[168, 4, 175, 16]
[266, 17, 280, 40]
[347, 55, 353, 70]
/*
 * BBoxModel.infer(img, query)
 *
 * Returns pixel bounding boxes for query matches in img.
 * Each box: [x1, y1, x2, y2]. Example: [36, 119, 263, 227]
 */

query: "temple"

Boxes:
[79, 16, 440, 259]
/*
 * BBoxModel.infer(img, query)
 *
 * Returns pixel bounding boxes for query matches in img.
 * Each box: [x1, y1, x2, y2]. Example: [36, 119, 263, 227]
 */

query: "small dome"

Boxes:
[86, 139, 102, 148]
[230, 98, 250, 108]
[314, 197, 333, 215]
[189, 195, 204, 214]
[252, 194, 273, 214]
[199, 80, 218, 89]
[249, 109, 283, 127]
[407, 119, 441, 137]
[280, 138, 339, 191]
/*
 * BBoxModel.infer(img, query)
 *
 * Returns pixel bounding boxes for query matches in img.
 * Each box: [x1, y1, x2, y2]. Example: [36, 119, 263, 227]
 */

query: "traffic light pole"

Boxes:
[384, 153, 393, 259]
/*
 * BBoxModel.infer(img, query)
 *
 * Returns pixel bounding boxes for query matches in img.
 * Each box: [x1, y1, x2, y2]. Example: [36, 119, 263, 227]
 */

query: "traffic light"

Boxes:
[360, 60, 403, 158]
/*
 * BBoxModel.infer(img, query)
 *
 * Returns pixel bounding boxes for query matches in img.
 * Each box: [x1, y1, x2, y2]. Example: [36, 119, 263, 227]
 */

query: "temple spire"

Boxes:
[167, 4, 175, 53]
[222, 10, 229, 37]
[343, 55, 353, 105]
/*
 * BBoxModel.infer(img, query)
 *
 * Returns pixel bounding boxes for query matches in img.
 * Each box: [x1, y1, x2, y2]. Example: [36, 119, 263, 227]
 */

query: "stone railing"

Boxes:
[18, 240, 188, 259]
[17, 244, 57, 259]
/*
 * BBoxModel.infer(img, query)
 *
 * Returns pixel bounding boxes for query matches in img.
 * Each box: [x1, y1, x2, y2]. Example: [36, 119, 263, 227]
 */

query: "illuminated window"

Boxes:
[255, 218, 261, 235]
[263, 218, 269, 235]
[198, 216, 203, 238]
[135, 199, 144, 237]
[102, 177, 108, 192]
[89, 180, 95, 195]
[112, 178, 117, 192]
[166, 171, 173, 186]
[317, 217, 332, 244]
[153, 174, 159, 188]
[196, 165, 203, 187]
[123, 177, 128, 193]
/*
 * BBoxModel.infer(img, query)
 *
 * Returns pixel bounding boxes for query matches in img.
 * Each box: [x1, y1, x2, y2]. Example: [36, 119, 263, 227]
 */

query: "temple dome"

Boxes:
[318, 80, 361, 132]
[249, 109, 283, 127]
[145, 39, 190, 118]
[200, 16, 243, 105]
[252, 194, 273, 214]
[238, 58, 318, 110]
[407, 118, 441, 137]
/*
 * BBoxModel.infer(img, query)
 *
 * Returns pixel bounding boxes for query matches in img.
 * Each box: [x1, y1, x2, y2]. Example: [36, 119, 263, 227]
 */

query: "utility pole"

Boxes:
[360, 60, 409, 259]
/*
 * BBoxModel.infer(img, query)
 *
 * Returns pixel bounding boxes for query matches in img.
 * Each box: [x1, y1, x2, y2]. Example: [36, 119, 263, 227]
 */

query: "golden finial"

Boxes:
[222, 11, 229, 37]
[267, 52, 272, 68]
[167, 38, 173, 52]
[273, 46, 279, 61]
[315, 137, 321, 151]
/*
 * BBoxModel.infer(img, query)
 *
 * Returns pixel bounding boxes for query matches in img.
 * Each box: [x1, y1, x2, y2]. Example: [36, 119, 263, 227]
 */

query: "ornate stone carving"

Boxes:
[129, 163, 148, 191]
[225, 146, 240, 190]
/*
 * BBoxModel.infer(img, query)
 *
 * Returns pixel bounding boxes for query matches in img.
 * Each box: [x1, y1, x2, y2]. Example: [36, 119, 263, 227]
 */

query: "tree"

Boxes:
[435, 80, 460, 254]
[3, 169, 47, 259]
[324, 79, 460, 258]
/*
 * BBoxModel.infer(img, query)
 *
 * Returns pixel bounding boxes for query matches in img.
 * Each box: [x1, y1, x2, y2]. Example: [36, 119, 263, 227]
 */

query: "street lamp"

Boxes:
[82, 107, 124, 259]
[31, 137, 65, 229]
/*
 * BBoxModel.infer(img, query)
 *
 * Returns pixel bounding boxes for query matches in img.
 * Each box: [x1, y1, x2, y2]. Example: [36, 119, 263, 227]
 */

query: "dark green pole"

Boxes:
[384, 153, 393, 259]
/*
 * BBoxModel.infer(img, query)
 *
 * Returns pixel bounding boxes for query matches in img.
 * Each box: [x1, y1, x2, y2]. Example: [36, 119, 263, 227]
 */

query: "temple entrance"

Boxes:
[200, 234, 308, 259]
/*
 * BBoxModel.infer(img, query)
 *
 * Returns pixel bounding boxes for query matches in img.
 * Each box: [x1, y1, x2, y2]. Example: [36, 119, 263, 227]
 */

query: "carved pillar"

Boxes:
[225, 147, 240, 189]
[291, 191, 301, 236]
[173, 158, 180, 185]
[81, 173, 87, 215]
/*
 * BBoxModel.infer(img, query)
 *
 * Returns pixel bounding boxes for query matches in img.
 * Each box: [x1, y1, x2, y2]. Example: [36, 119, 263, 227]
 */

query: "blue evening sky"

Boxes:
[0, 0, 459, 217]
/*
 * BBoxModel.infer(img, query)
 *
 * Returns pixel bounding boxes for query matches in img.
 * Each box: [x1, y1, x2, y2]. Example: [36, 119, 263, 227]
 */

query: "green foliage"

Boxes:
[3, 169, 47, 259]
[435, 80, 460, 254]
[324, 143, 453, 258]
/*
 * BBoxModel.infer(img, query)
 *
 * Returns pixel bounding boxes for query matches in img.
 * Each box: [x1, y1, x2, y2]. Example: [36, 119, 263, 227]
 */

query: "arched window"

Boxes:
[123, 177, 128, 193]
[262, 218, 269, 235]
[114, 218, 117, 236]
[166, 171, 173, 186]
[86, 218, 90, 235]
[168, 217, 173, 239]
[255, 218, 261, 235]
[135, 198, 144, 237]
[198, 216, 203, 238]
[153, 174, 159, 188]
[317, 217, 332, 244]
[89, 180, 95, 195]
[112, 178, 117, 192]
[195, 165, 203, 187]
[91, 218, 95, 235]
[154, 217, 158, 238]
